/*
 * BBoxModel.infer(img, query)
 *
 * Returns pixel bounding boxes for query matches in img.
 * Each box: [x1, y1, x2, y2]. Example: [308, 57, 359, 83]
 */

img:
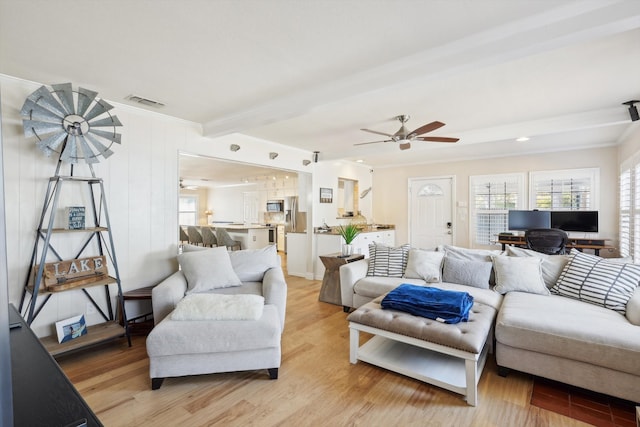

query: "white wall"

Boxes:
[312, 160, 373, 227]
[0, 74, 313, 336]
[372, 146, 619, 250]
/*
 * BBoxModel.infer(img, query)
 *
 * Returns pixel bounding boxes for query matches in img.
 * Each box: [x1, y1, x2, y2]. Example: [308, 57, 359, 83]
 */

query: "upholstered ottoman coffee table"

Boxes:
[347, 296, 497, 406]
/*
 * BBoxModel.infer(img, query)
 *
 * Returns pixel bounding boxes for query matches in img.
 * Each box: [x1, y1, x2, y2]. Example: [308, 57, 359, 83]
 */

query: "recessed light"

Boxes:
[516, 137, 530, 142]
[356, 159, 364, 163]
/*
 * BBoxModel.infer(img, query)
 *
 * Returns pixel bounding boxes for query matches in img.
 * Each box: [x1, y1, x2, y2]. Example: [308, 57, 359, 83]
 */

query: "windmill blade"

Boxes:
[399, 142, 411, 150]
[90, 129, 122, 144]
[76, 135, 100, 163]
[23, 120, 63, 138]
[361, 128, 395, 138]
[84, 99, 114, 122]
[76, 87, 98, 116]
[417, 136, 459, 143]
[354, 139, 393, 146]
[21, 99, 65, 123]
[408, 121, 445, 137]
[89, 115, 122, 128]
[51, 83, 75, 115]
[35, 132, 67, 156]
[84, 133, 114, 159]
[60, 135, 79, 163]
[25, 85, 67, 118]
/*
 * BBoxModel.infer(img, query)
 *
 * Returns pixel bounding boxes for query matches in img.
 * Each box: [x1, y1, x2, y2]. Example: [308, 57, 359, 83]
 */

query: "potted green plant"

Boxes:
[337, 223, 360, 256]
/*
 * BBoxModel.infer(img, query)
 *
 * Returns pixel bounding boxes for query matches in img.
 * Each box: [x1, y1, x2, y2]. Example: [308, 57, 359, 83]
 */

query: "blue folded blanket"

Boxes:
[380, 284, 474, 324]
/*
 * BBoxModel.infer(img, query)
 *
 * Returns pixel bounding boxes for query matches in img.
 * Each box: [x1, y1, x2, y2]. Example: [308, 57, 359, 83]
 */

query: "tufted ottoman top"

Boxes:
[347, 296, 496, 354]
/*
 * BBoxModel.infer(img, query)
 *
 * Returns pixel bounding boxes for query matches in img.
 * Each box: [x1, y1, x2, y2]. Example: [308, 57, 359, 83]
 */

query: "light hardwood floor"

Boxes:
[57, 267, 590, 426]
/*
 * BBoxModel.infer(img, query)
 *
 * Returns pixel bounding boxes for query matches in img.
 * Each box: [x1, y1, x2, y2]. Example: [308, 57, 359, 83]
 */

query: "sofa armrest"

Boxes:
[263, 266, 287, 331]
[340, 259, 369, 310]
[152, 271, 187, 323]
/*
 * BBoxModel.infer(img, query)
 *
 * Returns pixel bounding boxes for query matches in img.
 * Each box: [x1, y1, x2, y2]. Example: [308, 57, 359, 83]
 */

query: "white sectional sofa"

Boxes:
[339, 244, 640, 403]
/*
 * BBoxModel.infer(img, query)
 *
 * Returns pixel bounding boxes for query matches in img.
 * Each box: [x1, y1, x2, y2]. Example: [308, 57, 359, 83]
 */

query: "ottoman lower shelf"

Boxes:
[350, 322, 490, 406]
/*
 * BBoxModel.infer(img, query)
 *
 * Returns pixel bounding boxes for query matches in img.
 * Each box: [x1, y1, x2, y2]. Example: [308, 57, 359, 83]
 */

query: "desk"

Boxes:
[319, 253, 364, 307]
[497, 235, 614, 255]
[9, 304, 102, 426]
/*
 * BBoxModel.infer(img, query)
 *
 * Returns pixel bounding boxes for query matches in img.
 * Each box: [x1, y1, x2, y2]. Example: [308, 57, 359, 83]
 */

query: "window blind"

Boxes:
[530, 168, 598, 211]
[470, 174, 524, 246]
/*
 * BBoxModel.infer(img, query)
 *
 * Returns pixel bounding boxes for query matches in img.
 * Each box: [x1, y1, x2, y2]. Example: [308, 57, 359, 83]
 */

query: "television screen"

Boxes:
[508, 210, 551, 231]
[550, 211, 598, 232]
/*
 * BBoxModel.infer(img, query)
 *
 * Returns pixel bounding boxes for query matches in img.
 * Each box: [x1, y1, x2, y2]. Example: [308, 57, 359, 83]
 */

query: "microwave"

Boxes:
[266, 200, 284, 212]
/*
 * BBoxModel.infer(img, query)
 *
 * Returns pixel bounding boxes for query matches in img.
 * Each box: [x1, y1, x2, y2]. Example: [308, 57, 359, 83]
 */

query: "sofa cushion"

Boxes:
[496, 292, 640, 376]
[438, 245, 502, 285]
[171, 293, 264, 321]
[403, 248, 444, 282]
[551, 250, 640, 314]
[178, 246, 242, 294]
[492, 255, 548, 295]
[353, 276, 427, 300]
[366, 243, 410, 277]
[229, 245, 279, 282]
[442, 256, 492, 289]
[505, 246, 570, 289]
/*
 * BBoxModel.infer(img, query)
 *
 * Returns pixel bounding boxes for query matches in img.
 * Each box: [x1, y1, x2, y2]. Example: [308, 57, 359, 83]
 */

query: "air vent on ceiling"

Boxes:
[125, 94, 165, 108]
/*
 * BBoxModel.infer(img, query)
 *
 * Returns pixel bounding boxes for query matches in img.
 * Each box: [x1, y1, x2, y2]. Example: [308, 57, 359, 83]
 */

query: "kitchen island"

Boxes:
[212, 224, 270, 250]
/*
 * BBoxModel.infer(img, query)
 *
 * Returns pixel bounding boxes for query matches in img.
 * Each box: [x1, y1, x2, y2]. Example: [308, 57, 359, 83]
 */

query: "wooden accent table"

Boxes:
[318, 253, 364, 307]
[119, 285, 156, 335]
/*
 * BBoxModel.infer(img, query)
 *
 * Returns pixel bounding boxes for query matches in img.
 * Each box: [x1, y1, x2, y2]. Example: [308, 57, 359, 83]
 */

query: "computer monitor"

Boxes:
[507, 210, 551, 231]
[550, 211, 598, 232]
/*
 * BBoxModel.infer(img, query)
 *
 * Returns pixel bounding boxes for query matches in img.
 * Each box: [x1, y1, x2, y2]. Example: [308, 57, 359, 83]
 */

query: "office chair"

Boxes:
[524, 228, 569, 255]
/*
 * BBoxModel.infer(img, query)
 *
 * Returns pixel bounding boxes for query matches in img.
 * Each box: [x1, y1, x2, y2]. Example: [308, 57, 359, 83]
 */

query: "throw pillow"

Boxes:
[171, 294, 264, 321]
[403, 249, 444, 282]
[551, 249, 640, 314]
[442, 256, 492, 289]
[506, 246, 570, 289]
[229, 245, 279, 282]
[438, 244, 502, 285]
[492, 255, 548, 295]
[366, 243, 410, 277]
[177, 246, 242, 294]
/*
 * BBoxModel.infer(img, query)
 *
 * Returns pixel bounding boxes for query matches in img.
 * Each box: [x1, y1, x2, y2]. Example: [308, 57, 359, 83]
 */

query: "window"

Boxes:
[179, 196, 198, 225]
[470, 174, 525, 246]
[530, 168, 599, 211]
[619, 156, 640, 261]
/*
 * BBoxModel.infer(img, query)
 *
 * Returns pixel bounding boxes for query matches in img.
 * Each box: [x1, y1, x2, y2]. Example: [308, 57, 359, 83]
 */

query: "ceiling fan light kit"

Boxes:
[356, 115, 459, 151]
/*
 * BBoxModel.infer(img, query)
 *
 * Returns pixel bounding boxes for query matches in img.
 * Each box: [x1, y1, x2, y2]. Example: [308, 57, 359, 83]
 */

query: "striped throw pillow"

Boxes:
[366, 244, 410, 277]
[551, 249, 640, 314]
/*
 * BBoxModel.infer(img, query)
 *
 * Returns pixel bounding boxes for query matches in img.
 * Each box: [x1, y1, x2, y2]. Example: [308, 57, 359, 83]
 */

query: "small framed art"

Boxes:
[320, 187, 333, 203]
[55, 314, 87, 343]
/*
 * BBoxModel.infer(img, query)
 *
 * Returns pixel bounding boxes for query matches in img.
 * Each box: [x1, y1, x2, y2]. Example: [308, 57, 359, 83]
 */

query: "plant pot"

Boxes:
[342, 244, 353, 257]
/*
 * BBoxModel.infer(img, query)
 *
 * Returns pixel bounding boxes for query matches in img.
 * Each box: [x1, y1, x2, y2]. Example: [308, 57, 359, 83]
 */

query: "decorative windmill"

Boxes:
[20, 83, 122, 176]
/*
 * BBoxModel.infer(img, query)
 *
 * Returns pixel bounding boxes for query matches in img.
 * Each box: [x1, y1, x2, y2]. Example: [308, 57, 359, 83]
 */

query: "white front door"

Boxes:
[409, 177, 454, 249]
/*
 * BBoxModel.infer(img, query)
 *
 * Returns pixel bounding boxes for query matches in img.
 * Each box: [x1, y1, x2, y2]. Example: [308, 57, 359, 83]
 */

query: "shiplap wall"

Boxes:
[0, 74, 313, 336]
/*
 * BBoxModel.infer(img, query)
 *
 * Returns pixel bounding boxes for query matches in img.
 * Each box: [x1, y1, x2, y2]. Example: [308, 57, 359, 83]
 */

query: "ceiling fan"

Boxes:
[179, 178, 198, 190]
[355, 115, 459, 150]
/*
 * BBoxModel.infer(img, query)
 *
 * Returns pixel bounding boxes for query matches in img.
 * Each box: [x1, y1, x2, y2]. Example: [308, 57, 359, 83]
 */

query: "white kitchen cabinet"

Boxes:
[277, 225, 285, 252]
[315, 233, 342, 279]
[285, 232, 307, 277]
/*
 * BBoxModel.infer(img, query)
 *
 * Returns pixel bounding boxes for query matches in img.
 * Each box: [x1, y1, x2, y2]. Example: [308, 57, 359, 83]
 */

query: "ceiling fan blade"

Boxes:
[417, 136, 459, 143]
[354, 139, 393, 146]
[409, 121, 445, 137]
[399, 142, 411, 150]
[361, 128, 394, 138]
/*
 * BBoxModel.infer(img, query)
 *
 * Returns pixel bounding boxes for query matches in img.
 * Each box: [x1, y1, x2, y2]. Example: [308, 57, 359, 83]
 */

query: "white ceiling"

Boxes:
[1, 0, 640, 172]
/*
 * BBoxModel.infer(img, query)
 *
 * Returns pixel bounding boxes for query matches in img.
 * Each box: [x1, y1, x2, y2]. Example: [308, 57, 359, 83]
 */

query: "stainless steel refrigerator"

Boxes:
[284, 196, 306, 252]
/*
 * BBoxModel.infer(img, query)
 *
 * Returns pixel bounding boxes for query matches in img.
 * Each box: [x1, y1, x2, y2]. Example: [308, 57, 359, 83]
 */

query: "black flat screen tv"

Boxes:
[550, 211, 598, 232]
[508, 210, 551, 231]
